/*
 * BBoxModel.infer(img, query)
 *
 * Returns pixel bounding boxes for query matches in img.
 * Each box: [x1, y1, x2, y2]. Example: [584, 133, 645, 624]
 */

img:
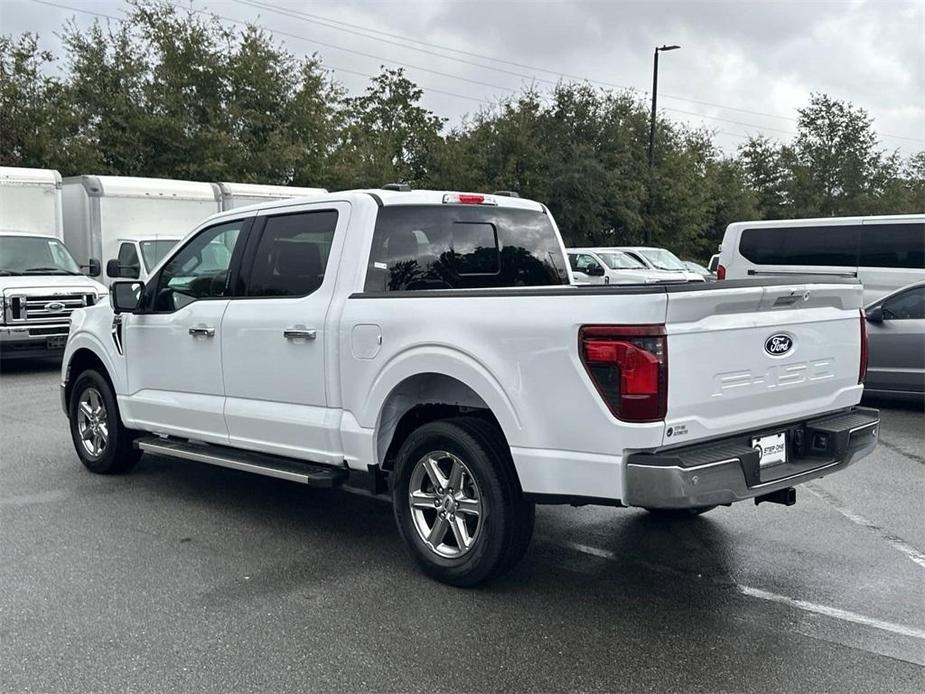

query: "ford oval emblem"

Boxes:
[44, 301, 66, 313]
[764, 333, 793, 356]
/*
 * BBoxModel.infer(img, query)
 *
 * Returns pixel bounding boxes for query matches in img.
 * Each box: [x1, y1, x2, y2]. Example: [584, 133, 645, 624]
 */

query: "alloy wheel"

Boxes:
[408, 450, 483, 558]
[76, 387, 109, 457]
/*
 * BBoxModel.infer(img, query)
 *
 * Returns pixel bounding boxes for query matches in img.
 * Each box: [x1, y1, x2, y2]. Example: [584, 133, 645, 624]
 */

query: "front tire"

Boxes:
[68, 369, 141, 474]
[392, 417, 534, 587]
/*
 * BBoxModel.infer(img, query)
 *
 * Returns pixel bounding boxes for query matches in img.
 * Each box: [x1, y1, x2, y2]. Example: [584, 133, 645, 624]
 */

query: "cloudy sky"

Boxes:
[2, 0, 923, 155]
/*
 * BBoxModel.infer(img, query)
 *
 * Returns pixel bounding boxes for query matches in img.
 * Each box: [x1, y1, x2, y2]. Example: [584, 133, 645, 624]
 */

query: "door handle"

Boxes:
[283, 328, 317, 341]
[188, 326, 215, 338]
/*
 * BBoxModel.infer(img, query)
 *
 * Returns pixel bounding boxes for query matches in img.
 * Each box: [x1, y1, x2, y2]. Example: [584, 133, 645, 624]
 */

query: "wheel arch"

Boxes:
[366, 348, 522, 472]
[63, 338, 121, 411]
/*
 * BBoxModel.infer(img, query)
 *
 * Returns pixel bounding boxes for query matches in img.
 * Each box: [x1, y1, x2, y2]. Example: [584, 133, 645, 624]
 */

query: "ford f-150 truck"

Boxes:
[60, 189, 879, 585]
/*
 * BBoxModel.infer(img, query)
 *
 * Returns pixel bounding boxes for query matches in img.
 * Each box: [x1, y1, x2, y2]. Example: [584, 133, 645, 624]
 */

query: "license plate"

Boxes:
[751, 432, 787, 468]
[46, 335, 67, 349]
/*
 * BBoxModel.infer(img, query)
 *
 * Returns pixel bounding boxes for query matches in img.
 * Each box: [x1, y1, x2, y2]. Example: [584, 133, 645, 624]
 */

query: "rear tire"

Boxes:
[392, 416, 534, 587]
[644, 505, 716, 518]
[68, 369, 141, 474]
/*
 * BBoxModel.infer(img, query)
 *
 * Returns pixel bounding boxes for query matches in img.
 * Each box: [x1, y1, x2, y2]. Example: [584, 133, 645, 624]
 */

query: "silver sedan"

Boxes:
[864, 281, 925, 400]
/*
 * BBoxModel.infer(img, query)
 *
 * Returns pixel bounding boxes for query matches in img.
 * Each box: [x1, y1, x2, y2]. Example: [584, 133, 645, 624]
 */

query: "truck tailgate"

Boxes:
[663, 282, 864, 446]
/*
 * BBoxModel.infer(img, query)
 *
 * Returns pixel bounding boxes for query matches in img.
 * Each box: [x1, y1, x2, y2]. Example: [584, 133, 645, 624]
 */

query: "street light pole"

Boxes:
[645, 44, 680, 245]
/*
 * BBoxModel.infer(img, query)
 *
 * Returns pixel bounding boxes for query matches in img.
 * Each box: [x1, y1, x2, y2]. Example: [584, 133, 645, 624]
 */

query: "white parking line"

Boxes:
[560, 540, 925, 641]
[805, 483, 925, 570]
[737, 585, 925, 641]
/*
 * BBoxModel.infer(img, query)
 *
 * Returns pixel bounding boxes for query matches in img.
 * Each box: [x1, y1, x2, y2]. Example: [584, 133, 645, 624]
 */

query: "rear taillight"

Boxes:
[859, 310, 869, 384]
[579, 324, 668, 422]
[716, 263, 726, 280]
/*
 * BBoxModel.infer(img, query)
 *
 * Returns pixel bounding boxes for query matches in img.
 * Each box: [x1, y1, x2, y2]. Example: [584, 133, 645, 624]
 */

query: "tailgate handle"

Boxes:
[773, 290, 811, 307]
[774, 295, 801, 306]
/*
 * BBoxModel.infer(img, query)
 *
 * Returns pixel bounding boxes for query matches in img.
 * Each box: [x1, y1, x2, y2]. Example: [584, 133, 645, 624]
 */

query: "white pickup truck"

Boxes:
[61, 189, 880, 585]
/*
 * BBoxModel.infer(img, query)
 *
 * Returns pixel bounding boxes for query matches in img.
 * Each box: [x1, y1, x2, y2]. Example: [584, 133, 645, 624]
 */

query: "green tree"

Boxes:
[331, 67, 445, 189]
[784, 93, 900, 216]
[737, 135, 788, 218]
[899, 151, 925, 212]
[60, 20, 149, 175]
[0, 34, 71, 169]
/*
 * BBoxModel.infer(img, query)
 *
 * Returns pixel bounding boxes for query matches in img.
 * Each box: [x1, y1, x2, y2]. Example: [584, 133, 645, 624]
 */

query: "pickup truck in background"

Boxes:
[61, 189, 879, 585]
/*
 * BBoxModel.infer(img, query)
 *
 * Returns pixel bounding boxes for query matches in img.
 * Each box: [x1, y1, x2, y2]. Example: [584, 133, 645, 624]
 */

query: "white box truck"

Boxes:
[62, 176, 222, 285]
[0, 166, 65, 238]
[1, 167, 106, 359]
[214, 182, 327, 211]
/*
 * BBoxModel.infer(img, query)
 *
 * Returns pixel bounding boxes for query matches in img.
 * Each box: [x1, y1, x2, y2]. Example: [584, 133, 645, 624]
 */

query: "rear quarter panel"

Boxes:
[338, 292, 670, 457]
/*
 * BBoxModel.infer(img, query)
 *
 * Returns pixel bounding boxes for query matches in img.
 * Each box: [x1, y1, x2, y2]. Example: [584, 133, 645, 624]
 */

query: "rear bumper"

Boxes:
[0, 325, 69, 359]
[624, 407, 880, 509]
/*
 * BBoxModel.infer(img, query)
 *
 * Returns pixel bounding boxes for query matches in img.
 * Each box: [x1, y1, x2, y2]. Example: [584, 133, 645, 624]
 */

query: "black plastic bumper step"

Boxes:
[135, 436, 348, 488]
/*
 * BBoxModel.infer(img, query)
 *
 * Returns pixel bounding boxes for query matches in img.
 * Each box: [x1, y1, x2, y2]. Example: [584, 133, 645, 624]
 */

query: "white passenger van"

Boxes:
[717, 214, 925, 303]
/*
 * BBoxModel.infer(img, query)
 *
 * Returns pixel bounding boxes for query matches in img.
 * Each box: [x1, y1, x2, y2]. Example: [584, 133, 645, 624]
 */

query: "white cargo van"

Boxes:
[62, 176, 221, 285]
[717, 215, 925, 303]
[214, 182, 327, 211]
[0, 166, 64, 238]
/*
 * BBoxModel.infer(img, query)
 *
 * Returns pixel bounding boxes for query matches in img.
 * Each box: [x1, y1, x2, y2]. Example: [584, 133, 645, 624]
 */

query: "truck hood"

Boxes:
[642, 269, 698, 283]
[0, 275, 106, 294]
[606, 269, 687, 285]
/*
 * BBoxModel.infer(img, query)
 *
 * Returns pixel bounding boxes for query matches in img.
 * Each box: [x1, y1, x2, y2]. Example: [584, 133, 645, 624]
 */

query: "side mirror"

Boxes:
[865, 306, 884, 323]
[586, 264, 606, 277]
[110, 280, 144, 314]
[84, 257, 102, 278]
[708, 255, 719, 273]
[106, 259, 139, 279]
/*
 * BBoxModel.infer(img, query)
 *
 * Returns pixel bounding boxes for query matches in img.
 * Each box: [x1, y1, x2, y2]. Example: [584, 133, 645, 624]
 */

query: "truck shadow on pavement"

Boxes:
[130, 452, 742, 601]
[0, 357, 62, 375]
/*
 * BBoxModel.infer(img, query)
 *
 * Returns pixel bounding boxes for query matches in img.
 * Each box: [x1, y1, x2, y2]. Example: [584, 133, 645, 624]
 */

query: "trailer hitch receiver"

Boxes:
[755, 487, 796, 507]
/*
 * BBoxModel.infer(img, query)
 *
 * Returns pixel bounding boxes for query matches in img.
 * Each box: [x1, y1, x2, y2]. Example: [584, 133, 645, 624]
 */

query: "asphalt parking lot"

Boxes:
[1, 359, 923, 693]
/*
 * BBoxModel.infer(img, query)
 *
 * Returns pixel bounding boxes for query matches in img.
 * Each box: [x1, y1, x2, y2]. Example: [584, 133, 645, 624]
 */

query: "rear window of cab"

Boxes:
[364, 205, 569, 291]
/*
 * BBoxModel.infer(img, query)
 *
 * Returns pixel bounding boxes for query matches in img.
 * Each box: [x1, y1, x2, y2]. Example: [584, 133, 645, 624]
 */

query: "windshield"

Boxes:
[685, 261, 709, 274]
[140, 239, 180, 272]
[597, 251, 647, 270]
[0, 236, 81, 275]
[639, 248, 687, 271]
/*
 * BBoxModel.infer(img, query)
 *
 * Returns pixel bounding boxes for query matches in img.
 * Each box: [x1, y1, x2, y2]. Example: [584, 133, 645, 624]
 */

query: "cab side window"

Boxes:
[155, 220, 245, 311]
[882, 287, 925, 320]
[117, 242, 140, 279]
[246, 210, 338, 297]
